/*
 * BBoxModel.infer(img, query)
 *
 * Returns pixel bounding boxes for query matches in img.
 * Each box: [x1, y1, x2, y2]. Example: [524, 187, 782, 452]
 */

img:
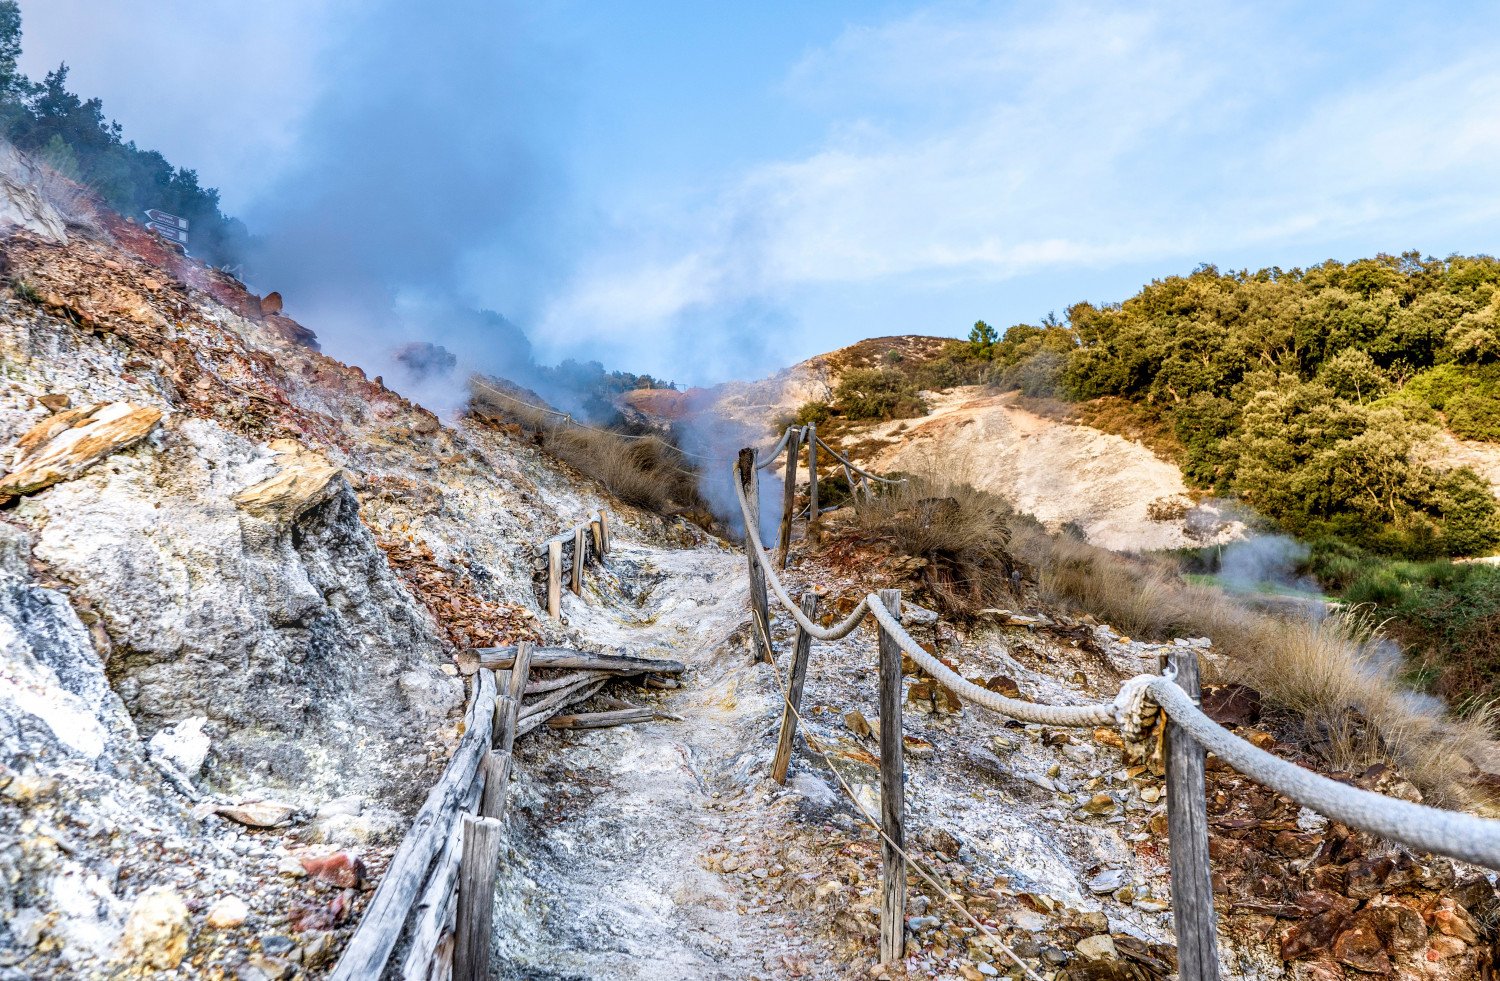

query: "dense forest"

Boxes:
[0, 2, 246, 265]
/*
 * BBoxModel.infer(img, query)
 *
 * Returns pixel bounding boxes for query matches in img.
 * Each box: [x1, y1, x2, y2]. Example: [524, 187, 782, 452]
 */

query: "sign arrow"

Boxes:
[143, 209, 188, 231]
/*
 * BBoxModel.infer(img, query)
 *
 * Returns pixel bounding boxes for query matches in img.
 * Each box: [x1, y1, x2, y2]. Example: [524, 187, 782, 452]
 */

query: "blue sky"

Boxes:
[18, 2, 1500, 387]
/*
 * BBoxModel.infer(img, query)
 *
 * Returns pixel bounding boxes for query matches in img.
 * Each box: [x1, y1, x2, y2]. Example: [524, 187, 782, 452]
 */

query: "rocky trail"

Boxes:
[491, 540, 833, 979]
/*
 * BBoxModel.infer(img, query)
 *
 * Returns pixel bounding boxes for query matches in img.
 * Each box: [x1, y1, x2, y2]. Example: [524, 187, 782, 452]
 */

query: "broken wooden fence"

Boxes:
[328, 641, 683, 980]
[734, 440, 1500, 981]
[533, 509, 610, 618]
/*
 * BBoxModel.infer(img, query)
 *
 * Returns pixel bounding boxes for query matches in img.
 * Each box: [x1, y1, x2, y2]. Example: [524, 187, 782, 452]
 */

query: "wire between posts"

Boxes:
[813, 434, 907, 485]
[748, 607, 1046, 981]
[1147, 679, 1500, 870]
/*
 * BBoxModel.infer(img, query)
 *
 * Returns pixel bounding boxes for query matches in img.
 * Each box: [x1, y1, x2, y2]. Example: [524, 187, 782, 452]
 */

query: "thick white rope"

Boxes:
[1147, 680, 1500, 870]
[755, 426, 800, 471]
[865, 594, 1119, 728]
[735, 457, 1500, 869]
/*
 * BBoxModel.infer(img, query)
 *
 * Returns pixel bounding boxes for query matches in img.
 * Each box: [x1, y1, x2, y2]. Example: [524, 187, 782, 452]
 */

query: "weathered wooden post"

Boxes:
[482, 642, 532, 820]
[547, 540, 562, 618]
[1162, 649, 1221, 981]
[777, 427, 801, 568]
[598, 509, 611, 555]
[806, 423, 820, 527]
[876, 588, 906, 965]
[770, 590, 819, 783]
[737, 448, 772, 663]
[590, 517, 604, 563]
[453, 814, 503, 981]
[571, 525, 586, 594]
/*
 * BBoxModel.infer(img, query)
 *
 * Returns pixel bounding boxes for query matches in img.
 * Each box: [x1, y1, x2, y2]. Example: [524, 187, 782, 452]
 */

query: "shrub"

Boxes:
[997, 350, 1066, 397]
[832, 367, 928, 421]
[793, 399, 832, 427]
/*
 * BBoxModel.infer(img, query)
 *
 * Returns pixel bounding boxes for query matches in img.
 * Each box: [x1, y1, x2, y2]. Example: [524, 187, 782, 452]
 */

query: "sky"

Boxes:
[17, 1, 1500, 389]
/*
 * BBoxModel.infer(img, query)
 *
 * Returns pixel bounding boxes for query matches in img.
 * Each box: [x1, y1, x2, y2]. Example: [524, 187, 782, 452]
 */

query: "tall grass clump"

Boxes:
[1009, 522, 1496, 806]
[850, 468, 1016, 618]
[470, 381, 701, 516]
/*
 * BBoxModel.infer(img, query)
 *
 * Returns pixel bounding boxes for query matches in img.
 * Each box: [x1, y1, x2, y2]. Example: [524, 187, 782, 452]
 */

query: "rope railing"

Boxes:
[730, 442, 1500, 975]
[811, 432, 908, 485]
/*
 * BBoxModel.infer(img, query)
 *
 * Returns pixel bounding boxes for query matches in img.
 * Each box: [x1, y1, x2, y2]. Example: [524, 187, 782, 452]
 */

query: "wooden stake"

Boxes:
[590, 518, 604, 562]
[453, 814, 503, 981]
[771, 590, 818, 784]
[546, 539, 562, 618]
[737, 448, 772, 663]
[500, 641, 532, 755]
[478, 750, 512, 820]
[1163, 649, 1221, 981]
[806, 424, 820, 527]
[571, 525, 586, 594]
[777, 428, 801, 568]
[546, 707, 654, 729]
[597, 509, 610, 554]
[876, 588, 906, 966]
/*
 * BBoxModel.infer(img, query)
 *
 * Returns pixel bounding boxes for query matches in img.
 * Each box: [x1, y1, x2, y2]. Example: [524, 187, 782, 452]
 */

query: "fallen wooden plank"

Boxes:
[329, 670, 497, 981]
[516, 679, 609, 738]
[524, 669, 612, 696]
[398, 776, 482, 980]
[459, 646, 686, 677]
[547, 707, 655, 730]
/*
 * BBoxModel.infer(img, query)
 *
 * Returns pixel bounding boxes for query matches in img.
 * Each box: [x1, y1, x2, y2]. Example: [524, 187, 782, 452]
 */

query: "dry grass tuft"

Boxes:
[851, 469, 1016, 618]
[470, 381, 701, 516]
[1009, 522, 1496, 806]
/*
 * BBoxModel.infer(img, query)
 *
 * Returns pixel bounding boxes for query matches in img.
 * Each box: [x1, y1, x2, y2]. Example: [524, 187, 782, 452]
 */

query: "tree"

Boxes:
[968, 320, 998, 358]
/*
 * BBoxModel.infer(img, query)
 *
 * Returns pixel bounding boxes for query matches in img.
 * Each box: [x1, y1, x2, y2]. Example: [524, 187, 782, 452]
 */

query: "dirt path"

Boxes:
[489, 540, 828, 980]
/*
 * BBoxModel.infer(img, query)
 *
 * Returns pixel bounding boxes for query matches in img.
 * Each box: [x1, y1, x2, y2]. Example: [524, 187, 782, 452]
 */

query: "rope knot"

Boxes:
[1113, 673, 1162, 752]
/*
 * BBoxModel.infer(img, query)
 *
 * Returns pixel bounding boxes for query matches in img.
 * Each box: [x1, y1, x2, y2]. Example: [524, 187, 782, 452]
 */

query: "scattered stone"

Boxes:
[276, 855, 307, 877]
[205, 895, 250, 929]
[315, 795, 363, 820]
[147, 716, 211, 777]
[990, 732, 1021, 754]
[238, 954, 296, 981]
[1078, 793, 1117, 816]
[1076, 934, 1118, 961]
[1087, 869, 1127, 894]
[1430, 897, 1479, 943]
[233, 445, 343, 526]
[37, 393, 70, 411]
[1332, 921, 1390, 975]
[300, 850, 368, 889]
[843, 710, 873, 739]
[215, 800, 294, 828]
[259, 935, 296, 957]
[115, 886, 190, 971]
[300, 930, 336, 969]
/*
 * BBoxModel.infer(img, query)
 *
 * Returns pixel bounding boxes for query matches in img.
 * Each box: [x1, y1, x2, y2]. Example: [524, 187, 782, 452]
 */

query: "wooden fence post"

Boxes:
[598, 509, 611, 555]
[737, 448, 772, 663]
[1163, 649, 1221, 981]
[777, 427, 801, 569]
[453, 814, 503, 981]
[807, 423, 820, 527]
[876, 588, 906, 966]
[547, 540, 562, 618]
[590, 518, 604, 563]
[771, 590, 819, 784]
[571, 525, 586, 594]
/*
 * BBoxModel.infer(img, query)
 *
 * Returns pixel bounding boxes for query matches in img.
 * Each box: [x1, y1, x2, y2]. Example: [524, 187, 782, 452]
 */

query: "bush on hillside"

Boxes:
[964, 255, 1500, 557]
[832, 367, 928, 421]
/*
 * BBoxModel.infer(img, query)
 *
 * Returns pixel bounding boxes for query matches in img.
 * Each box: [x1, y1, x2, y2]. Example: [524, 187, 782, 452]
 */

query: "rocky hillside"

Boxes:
[694, 339, 1242, 552]
[0, 159, 687, 976]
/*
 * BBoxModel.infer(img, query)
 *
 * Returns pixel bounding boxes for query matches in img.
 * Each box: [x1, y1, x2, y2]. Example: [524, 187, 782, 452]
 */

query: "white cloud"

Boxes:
[537, 0, 1500, 372]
